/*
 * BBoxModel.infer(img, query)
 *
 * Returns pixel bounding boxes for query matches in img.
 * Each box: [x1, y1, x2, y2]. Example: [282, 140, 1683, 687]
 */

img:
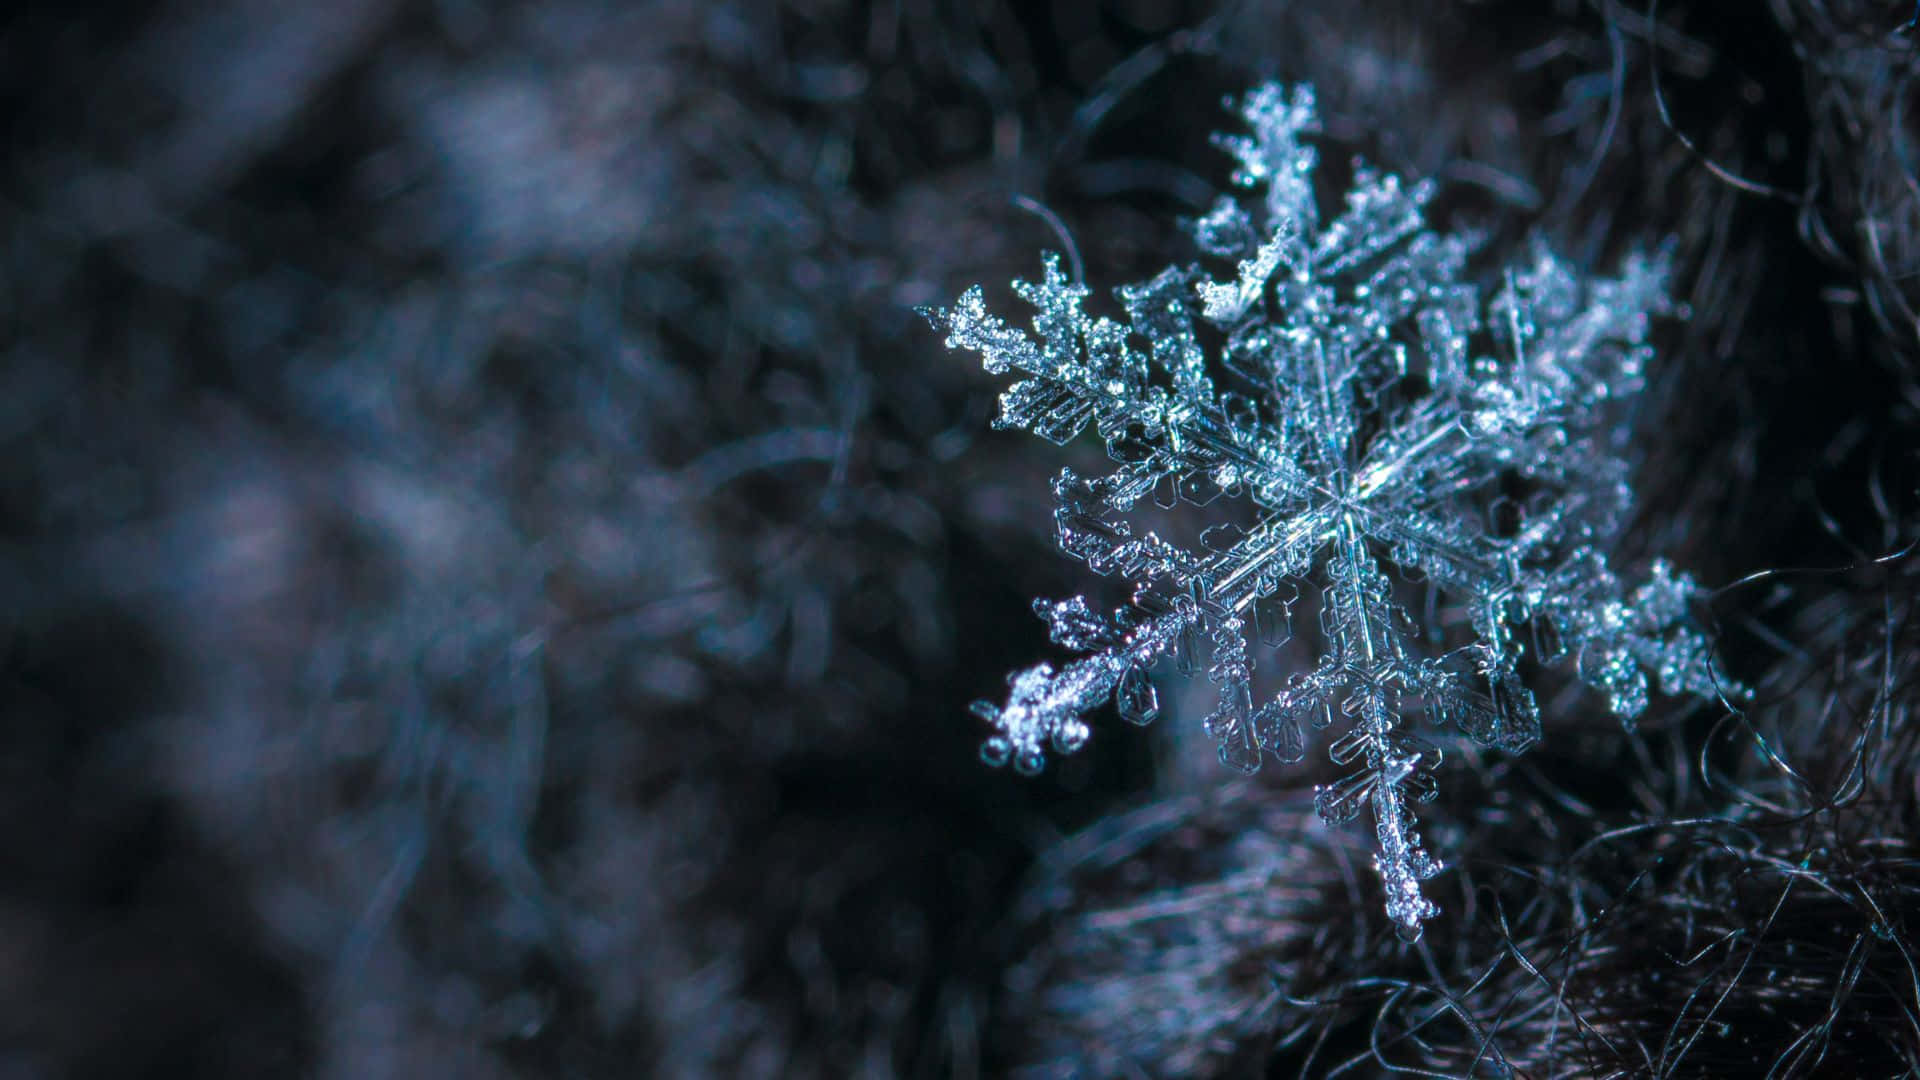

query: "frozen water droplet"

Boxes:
[1218, 729, 1261, 774]
[1255, 701, 1305, 762]
[1116, 665, 1159, 725]
[980, 735, 1013, 768]
[1052, 718, 1090, 753]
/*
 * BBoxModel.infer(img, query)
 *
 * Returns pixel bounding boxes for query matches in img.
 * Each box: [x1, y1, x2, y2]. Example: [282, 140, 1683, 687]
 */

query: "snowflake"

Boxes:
[921, 84, 1736, 938]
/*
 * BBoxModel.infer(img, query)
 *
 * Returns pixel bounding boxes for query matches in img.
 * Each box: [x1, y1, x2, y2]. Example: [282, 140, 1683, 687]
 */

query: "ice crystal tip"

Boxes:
[924, 82, 1736, 935]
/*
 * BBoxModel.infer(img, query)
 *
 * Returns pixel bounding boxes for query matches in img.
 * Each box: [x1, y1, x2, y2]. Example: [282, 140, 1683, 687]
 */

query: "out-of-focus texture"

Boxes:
[0, 0, 1914, 1077]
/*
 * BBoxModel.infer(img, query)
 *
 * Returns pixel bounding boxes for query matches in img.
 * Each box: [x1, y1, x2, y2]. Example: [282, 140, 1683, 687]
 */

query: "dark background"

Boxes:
[0, 0, 1915, 1076]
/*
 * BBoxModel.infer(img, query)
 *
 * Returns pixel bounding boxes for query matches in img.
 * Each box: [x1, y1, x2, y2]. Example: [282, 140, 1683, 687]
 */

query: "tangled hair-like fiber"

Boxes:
[999, 786, 1357, 1077]
[1007, 567, 1920, 1075]
[1779, 0, 1920, 358]
[1460, 525, 1920, 1078]
[0, 0, 1916, 1076]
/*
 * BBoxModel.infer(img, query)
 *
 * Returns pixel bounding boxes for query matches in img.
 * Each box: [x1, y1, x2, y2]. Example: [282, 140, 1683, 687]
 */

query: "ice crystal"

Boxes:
[921, 84, 1735, 938]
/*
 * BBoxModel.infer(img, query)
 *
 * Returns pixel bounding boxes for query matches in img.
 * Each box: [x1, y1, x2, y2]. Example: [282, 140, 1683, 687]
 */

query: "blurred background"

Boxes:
[1, 0, 1916, 1076]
